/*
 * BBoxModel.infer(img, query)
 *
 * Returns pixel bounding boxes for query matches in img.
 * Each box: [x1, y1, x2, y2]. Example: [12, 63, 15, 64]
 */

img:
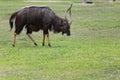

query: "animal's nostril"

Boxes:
[67, 33, 70, 36]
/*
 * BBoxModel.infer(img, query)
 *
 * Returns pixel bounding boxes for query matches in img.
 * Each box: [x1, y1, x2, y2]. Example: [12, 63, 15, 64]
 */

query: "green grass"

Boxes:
[0, 1, 120, 80]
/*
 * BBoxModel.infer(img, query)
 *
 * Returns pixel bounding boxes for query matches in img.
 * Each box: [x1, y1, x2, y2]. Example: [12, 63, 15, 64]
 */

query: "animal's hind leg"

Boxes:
[26, 25, 37, 46]
[12, 32, 16, 47]
[12, 25, 24, 47]
[27, 34, 37, 46]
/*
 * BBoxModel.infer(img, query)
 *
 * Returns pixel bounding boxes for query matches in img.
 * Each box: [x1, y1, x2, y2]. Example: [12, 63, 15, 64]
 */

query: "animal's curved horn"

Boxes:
[69, 8, 72, 25]
[65, 4, 73, 25]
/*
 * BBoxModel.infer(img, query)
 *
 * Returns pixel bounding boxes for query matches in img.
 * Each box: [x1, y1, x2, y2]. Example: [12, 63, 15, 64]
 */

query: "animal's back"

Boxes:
[14, 6, 57, 33]
[26, 6, 56, 25]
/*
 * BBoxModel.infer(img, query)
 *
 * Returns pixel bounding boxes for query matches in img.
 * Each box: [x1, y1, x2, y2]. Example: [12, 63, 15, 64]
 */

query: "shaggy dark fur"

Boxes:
[9, 5, 72, 47]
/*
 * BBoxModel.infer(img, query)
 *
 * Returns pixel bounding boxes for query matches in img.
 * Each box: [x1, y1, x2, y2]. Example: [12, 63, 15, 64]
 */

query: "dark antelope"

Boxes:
[9, 4, 72, 47]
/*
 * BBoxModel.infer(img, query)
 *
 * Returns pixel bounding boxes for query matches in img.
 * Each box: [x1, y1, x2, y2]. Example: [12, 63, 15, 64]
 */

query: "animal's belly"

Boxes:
[29, 25, 41, 32]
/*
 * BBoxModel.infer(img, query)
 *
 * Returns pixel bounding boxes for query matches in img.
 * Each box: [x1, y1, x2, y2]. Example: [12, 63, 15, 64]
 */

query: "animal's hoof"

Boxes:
[48, 44, 51, 47]
[34, 43, 38, 46]
[42, 43, 45, 46]
[12, 44, 15, 47]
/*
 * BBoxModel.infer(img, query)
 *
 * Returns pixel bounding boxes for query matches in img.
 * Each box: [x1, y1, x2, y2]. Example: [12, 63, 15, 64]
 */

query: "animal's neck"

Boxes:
[53, 15, 63, 25]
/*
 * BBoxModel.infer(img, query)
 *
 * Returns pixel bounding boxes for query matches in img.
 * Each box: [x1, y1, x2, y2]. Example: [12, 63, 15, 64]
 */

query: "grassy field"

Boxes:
[0, 1, 120, 80]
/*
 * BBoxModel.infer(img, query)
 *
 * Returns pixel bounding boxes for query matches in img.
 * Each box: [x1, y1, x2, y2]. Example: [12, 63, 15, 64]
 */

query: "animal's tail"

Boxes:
[9, 11, 19, 31]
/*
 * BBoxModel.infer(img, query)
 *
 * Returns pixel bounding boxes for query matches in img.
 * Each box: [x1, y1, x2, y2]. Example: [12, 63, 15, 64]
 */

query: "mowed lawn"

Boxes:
[0, 1, 120, 80]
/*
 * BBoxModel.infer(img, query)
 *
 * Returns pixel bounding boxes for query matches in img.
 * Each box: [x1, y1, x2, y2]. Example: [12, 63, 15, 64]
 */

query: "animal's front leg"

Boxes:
[42, 34, 45, 46]
[43, 30, 51, 47]
[46, 34, 51, 47]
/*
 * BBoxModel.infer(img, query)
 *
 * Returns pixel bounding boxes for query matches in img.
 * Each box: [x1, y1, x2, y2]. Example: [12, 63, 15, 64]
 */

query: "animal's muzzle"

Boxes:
[62, 30, 70, 36]
[67, 31, 70, 36]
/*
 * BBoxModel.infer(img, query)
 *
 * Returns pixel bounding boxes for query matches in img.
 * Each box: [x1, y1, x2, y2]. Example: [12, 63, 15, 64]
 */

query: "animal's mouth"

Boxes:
[67, 33, 70, 36]
[62, 32, 70, 36]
